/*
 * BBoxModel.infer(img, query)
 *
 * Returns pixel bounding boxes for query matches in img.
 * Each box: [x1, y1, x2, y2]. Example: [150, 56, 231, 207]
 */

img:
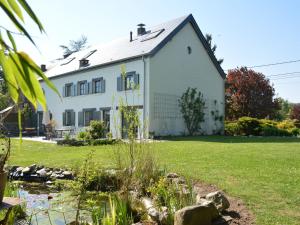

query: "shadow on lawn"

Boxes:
[161, 135, 300, 143]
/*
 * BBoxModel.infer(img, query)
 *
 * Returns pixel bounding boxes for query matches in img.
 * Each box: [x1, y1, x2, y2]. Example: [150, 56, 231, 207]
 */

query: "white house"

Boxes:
[40, 14, 226, 138]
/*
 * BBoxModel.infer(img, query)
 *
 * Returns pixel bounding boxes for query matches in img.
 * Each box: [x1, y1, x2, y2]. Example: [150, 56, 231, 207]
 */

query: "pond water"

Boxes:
[17, 183, 91, 225]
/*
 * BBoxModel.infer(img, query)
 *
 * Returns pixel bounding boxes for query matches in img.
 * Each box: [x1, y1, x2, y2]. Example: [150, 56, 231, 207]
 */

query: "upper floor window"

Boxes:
[92, 78, 105, 94]
[77, 81, 87, 95]
[117, 72, 139, 91]
[95, 80, 101, 93]
[65, 83, 73, 97]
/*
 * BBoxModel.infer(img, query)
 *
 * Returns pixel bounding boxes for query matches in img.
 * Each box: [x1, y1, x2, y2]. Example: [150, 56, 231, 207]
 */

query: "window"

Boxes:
[79, 82, 85, 95]
[61, 57, 75, 66]
[65, 83, 72, 97]
[102, 109, 110, 131]
[77, 81, 87, 95]
[117, 72, 139, 91]
[84, 110, 93, 126]
[63, 110, 75, 126]
[92, 78, 105, 93]
[125, 74, 134, 90]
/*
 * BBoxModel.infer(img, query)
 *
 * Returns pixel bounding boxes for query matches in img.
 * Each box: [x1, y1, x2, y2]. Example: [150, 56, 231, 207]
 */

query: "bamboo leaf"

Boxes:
[17, 0, 44, 32]
[0, 50, 19, 103]
[8, 52, 37, 108]
[6, 30, 17, 51]
[0, 1, 36, 46]
[7, 0, 24, 22]
[18, 51, 60, 98]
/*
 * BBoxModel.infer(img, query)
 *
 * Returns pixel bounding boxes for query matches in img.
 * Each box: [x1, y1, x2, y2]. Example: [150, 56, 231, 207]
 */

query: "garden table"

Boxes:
[0, 197, 23, 225]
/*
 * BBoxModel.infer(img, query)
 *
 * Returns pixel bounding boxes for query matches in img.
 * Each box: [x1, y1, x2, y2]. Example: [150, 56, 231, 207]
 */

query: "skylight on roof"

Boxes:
[60, 57, 75, 66]
[140, 29, 165, 42]
[83, 49, 97, 59]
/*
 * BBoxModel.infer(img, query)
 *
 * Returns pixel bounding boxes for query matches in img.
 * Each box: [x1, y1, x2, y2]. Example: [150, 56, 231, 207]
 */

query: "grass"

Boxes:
[9, 136, 300, 225]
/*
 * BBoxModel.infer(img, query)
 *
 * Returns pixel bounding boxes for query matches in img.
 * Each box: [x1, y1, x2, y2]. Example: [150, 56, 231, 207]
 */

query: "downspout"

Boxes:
[142, 56, 146, 138]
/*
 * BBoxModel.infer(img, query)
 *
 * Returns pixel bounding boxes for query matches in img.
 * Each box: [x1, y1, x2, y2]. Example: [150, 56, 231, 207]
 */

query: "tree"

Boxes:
[0, 0, 58, 132]
[273, 97, 292, 121]
[290, 104, 300, 120]
[205, 33, 224, 65]
[178, 88, 206, 135]
[226, 67, 279, 120]
[60, 35, 88, 58]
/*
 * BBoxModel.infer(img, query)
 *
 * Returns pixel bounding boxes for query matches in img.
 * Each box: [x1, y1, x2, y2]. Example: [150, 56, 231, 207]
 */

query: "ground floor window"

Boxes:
[84, 110, 93, 126]
[102, 109, 110, 132]
[63, 110, 75, 126]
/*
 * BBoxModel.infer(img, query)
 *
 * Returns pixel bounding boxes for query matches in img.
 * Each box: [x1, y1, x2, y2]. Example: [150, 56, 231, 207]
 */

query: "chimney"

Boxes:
[79, 58, 89, 67]
[130, 31, 133, 42]
[137, 23, 146, 36]
[41, 64, 47, 72]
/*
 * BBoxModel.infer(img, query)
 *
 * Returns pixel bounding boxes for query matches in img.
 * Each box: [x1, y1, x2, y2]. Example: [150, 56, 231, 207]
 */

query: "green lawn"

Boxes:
[9, 136, 300, 225]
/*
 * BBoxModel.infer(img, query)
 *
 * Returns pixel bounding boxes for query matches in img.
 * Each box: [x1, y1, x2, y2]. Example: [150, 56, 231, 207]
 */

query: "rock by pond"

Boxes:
[9, 165, 74, 183]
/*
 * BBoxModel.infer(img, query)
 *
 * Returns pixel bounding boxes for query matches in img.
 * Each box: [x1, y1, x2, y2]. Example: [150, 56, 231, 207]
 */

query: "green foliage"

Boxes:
[0, 0, 59, 111]
[224, 122, 240, 136]
[237, 117, 261, 136]
[57, 138, 85, 146]
[225, 117, 299, 137]
[178, 87, 206, 135]
[148, 177, 195, 224]
[91, 139, 117, 146]
[0, 136, 10, 171]
[86, 120, 106, 139]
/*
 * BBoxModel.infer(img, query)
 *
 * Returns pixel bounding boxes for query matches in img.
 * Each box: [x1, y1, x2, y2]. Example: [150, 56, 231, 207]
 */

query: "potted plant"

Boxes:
[0, 134, 10, 204]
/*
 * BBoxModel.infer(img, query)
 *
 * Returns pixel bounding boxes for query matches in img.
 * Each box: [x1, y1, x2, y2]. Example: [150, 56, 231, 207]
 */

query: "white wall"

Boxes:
[149, 22, 225, 136]
[40, 59, 146, 138]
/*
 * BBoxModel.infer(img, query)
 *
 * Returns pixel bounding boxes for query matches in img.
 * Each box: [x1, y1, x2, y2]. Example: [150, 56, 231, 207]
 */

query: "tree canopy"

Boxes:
[205, 33, 224, 65]
[60, 35, 88, 58]
[225, 67, 279, 120]
[290, 103, 300, 120]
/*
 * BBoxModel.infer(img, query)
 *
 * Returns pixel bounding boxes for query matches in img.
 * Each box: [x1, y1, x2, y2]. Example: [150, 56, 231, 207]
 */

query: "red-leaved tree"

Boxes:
[290, 104, 300, 120]
[226, 67, 279, 120]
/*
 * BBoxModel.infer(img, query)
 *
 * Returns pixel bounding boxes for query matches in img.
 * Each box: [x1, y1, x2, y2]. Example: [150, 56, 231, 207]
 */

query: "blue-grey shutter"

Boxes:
[74, 84, 77, 96]
[92, 80, 95, 93]
[71, 83, 75, 96]
[93, 111, 101, 121]
[78, 111, 84, 126]
[88, 81, 94, 94]
[62, 112, 66, 126]
[117, 76, 123, 91]
[85, 82, 89, 95]
[134, 73, 139, 88]
[62, 86, 65, 97]
[71, 111, 75, 126]
[101, 79, 105, 93]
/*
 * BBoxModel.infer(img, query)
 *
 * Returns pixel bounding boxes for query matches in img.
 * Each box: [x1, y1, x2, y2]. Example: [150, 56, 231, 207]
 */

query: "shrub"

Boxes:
[277, 119, 296, 130]
[91, 139, 117, 146]
[57, 139, 85, 146]
[260, 126, 292, 136]
[290, 128, 300, 136]
[237, 117, 261, 135]
[224, 122, 240, 136]
[178, 87, 206, 135]
[87, 120, 106, 139]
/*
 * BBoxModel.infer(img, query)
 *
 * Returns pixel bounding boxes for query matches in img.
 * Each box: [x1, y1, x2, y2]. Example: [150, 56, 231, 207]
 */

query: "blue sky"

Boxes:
[2, 0, 300, 102]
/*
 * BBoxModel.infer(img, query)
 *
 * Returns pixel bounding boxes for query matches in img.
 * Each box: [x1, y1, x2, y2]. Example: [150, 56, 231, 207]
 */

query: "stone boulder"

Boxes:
[174, 202, 219, 225]
[205, 191, 230, 212]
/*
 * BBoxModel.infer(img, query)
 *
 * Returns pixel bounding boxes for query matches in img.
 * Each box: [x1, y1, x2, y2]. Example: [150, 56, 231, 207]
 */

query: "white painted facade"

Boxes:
[40, 14, 225, 138]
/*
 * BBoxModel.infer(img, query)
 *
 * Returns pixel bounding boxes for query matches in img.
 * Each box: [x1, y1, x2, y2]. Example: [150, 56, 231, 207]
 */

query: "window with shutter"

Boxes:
[101, 79, 105, 93]
[78, 111, 84, 126]
[117, 76, 123, 91]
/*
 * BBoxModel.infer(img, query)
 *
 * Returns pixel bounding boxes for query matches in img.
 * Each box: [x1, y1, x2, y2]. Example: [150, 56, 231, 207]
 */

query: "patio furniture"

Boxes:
[55, 127, 75, 138]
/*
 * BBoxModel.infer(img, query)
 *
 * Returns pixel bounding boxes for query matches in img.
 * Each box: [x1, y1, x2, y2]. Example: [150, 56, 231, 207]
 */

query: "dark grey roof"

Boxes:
[46, 14, 225, 79]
